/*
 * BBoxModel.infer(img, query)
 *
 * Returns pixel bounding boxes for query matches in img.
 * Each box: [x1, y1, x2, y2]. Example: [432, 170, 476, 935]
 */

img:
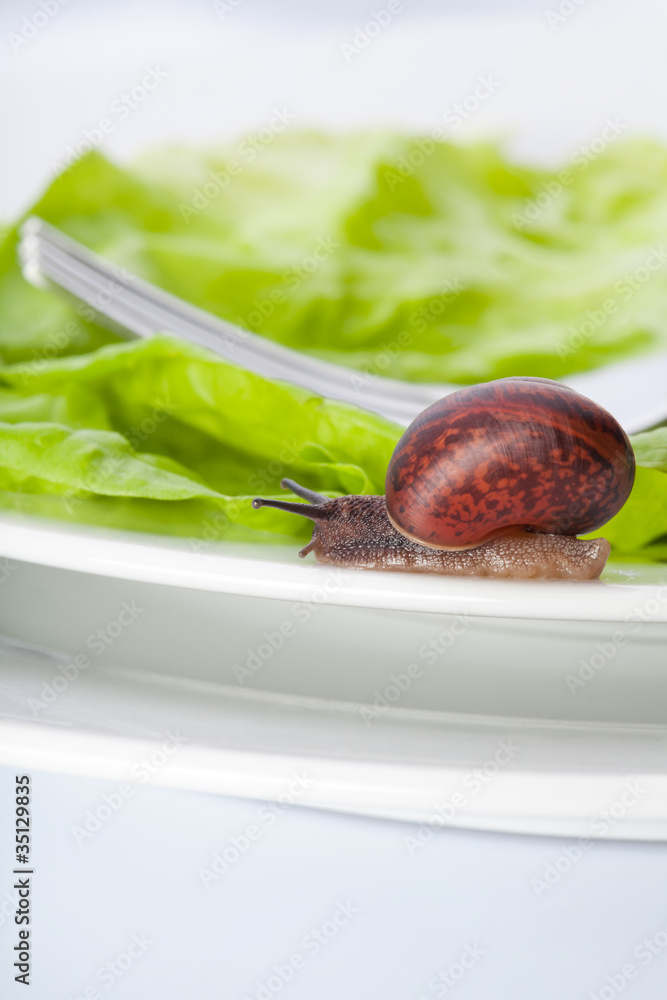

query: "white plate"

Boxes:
[0, 512, 666, 841]
[0, 512, 666, 622]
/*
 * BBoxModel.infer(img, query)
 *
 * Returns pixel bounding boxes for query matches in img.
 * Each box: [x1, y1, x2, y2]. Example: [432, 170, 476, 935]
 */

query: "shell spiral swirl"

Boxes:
[385, 377, 635, 551]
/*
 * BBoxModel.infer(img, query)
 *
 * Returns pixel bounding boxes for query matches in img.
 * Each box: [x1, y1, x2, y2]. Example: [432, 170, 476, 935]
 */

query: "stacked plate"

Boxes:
[1, 514, 666, 840]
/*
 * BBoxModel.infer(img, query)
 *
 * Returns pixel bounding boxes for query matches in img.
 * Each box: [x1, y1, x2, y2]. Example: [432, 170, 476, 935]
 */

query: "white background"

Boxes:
[2, 0, 667, 217]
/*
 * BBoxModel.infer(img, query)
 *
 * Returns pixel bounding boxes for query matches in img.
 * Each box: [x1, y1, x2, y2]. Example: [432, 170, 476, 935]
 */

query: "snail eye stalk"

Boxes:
[279, 478, 328, 505]
[252, 478, 333, 521]
[251, 499, 333, 521]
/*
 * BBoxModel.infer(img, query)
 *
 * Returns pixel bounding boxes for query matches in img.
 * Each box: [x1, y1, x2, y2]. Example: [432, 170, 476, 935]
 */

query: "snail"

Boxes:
[252, 377, 635, 580]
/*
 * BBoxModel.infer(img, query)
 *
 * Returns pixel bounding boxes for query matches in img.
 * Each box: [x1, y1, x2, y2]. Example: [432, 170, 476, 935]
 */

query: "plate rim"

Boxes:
[0, 511, 666, 623]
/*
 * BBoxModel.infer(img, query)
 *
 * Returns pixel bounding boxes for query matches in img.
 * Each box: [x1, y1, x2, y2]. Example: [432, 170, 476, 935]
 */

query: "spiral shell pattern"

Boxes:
[385, 377, 635, 550]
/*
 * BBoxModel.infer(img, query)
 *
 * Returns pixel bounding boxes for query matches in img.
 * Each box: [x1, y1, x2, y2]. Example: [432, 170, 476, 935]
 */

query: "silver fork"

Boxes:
[18, 216, 667, 433]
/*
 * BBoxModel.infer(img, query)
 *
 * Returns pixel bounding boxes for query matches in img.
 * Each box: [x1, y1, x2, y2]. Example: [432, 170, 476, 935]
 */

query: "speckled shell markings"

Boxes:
[385, 377, 635, 550]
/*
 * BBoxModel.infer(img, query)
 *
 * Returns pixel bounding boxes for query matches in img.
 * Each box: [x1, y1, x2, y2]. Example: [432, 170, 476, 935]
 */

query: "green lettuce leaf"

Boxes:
[1, 133, 667, 562]
[0, 334, 664, 562]
[629, 428, 667, 472]
[4, 133, 667, 383]
[0, 336, 399, 544]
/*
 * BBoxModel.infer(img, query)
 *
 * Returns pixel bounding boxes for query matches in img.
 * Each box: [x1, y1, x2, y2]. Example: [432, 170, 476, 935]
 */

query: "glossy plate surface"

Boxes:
[0, 512, 665, 622]
[0, 512, 666, 841]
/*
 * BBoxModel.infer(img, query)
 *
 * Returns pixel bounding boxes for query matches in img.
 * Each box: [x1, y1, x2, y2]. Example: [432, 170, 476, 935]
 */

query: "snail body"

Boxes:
[252, 377, 635, 581]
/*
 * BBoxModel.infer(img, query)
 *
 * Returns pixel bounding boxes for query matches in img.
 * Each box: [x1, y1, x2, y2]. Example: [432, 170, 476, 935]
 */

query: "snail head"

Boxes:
[252, 479, 371, 560]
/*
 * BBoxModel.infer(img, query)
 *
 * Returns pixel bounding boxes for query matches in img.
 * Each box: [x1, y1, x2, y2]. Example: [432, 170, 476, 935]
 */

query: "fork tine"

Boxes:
[17, 216, 451, 427]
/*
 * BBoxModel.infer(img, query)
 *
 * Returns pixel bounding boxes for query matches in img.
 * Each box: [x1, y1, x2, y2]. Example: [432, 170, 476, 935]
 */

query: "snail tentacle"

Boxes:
[279, 478, 328, 505]
[251, 496, 333, 521]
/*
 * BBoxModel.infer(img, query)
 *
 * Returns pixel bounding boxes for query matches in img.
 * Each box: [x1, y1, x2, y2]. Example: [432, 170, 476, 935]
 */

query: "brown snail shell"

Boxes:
[385, 377, 635, 550]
